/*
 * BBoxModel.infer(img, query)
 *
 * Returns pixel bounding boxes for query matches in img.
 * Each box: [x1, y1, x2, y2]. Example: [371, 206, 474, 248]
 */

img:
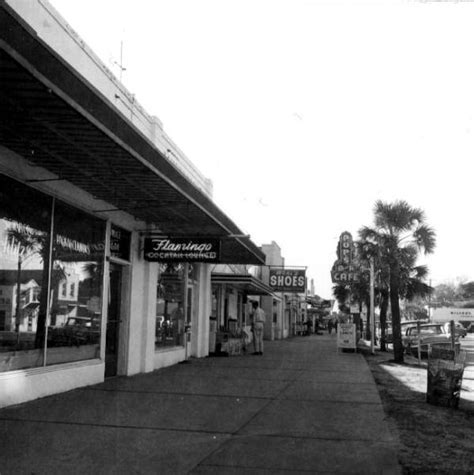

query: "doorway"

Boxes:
[105, 263, 122, 377]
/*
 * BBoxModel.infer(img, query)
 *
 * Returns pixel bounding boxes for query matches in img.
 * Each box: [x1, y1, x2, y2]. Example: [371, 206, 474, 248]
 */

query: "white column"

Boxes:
[124, 234, 157, 375]
[192, 263, 211, 358]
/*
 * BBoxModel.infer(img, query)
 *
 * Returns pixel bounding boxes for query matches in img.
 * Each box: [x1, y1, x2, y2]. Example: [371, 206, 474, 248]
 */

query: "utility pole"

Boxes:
[428, 278, 432, 321]
[370, 257, 375, 354]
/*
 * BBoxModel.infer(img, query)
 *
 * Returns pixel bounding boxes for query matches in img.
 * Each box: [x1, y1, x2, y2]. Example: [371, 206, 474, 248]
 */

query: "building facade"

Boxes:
[207, 242, 307, 348]
[0, 1, 265, 408]
[210, 263, 275, 354]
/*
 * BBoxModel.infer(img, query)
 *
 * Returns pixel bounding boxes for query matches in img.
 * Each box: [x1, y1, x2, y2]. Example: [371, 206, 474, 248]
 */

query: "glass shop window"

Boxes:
[0, 174, 105, 373]
[0, 174, 52, 372]
[47, 200, 105, 366]
[211, 287, 219, 320]
[155, 263, 195, 349]
[0, 311, 6, 331]
[237, 293, 244, 326]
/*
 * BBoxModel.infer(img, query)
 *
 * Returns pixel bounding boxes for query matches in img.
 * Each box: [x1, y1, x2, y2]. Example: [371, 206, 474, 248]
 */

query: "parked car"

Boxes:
[443, 322, 468, 339]
[385, 320, 426, 344]
[402, 323, 459, 357]
[48, 316, 100, 346]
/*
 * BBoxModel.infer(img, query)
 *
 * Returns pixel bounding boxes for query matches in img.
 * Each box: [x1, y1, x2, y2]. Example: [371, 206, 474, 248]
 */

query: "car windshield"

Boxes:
[66, 318, 89, 327]
[408, 326, 443, 336]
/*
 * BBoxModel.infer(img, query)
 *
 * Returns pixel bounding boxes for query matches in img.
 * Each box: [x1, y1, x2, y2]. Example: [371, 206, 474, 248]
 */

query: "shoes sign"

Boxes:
[269, 267, 306, 292]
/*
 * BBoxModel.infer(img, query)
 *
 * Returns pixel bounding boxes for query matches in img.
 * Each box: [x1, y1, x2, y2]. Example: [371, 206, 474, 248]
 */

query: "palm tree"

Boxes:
[6, 222, 53, 349]
[359, 200, 436, 363]
[7, 224, 43, 345]
[377, 247, 432, 351]
[350, 278, 371, 338]
[398, 246, 433, 301]
[378, 287, 390, 351]
[332, 284, 351, 314]
[362, 243, 391, 351]
[353, 241, 381, 341]
[332, 242, 375, 339]
[356, 240, 434, 352]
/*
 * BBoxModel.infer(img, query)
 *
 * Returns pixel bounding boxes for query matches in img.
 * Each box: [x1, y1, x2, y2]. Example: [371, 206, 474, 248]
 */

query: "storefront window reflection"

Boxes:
[0, 174, 105, 372]
[0, 175, 51, 372]
[46, 200, 105, 366]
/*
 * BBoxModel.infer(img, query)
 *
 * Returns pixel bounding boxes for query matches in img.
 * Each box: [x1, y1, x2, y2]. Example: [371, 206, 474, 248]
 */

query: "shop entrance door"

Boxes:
[105, 263, 122, 377]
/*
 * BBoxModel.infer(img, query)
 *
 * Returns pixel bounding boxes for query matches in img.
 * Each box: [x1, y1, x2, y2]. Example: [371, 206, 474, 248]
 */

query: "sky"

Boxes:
[48, 0, 474, 298]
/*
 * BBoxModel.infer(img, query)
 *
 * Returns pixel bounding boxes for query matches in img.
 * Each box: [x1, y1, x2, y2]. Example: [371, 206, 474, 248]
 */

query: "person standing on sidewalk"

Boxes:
[251, 301, 266, 355]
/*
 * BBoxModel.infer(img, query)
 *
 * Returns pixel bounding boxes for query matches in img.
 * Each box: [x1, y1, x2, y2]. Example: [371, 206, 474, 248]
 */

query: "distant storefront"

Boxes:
[210, 267, 277, 354]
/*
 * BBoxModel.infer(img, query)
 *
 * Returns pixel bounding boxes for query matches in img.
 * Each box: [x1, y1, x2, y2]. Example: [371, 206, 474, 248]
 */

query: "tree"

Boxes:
[6, 222, 54, 349]
[7, 224, 42, 345]
[432, 282, 459, 307]
[332, 283, 350, 314]
[356, 240, 392, 350]
[332, 241, 385, 343]
[378, 287, 390, 351]
[459, 281, 474, 301]
[359, 200, 436, 363]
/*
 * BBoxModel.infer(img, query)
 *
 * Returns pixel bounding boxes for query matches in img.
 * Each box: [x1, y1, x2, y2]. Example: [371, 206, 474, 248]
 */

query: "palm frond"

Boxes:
[374, 200, 425, 233]
[413, 225, 436, 254]
[410, 265, 429, 280]
[332, 284, 350, 306]
[358, 226, 379, 243]
[6, 223, 43, 257]
[405, 279, 433, 301]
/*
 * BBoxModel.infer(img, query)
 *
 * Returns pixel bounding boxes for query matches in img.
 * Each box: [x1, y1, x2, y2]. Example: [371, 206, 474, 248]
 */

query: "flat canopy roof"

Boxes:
[211, 273, 277, 297]
[0, 3, 265, 265]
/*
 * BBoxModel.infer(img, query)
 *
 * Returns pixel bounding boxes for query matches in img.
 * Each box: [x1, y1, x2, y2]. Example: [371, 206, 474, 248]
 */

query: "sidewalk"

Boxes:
[0, 335, 401, 474]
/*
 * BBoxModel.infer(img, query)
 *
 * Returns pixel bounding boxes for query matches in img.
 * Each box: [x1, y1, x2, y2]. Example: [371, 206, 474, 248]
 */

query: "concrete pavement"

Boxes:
[0, 334, 401, 474]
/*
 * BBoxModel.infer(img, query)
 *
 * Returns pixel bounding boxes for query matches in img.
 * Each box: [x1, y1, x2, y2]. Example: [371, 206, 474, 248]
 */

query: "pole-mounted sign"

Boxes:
[330, 231, 362, 284]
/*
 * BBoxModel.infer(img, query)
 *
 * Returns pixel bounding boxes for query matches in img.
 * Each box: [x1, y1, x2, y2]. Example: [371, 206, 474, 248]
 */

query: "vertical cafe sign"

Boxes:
[330, 231, 361, 284]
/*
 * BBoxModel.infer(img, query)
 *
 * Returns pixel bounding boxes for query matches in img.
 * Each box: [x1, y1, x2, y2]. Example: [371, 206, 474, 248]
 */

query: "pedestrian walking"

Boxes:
[251, 301, 265, 355]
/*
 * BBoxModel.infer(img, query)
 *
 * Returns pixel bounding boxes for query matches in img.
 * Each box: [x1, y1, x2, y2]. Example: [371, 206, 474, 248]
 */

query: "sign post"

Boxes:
[330, 232, 361, 285]
[337, 323, 357, 351]
[370, 257, 375, 355]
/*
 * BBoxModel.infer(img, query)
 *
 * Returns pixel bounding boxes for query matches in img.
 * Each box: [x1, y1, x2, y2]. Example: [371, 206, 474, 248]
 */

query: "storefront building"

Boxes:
[0, 2, 265, 408]
[210, 264, 276, 354]
[207, 241, 301, 351]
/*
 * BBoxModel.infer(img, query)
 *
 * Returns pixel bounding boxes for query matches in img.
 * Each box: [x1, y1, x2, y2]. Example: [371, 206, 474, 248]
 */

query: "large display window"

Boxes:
[0, 174, 105, 372]
[155, 263, 195, 349]
[47, 199, 105, 366]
